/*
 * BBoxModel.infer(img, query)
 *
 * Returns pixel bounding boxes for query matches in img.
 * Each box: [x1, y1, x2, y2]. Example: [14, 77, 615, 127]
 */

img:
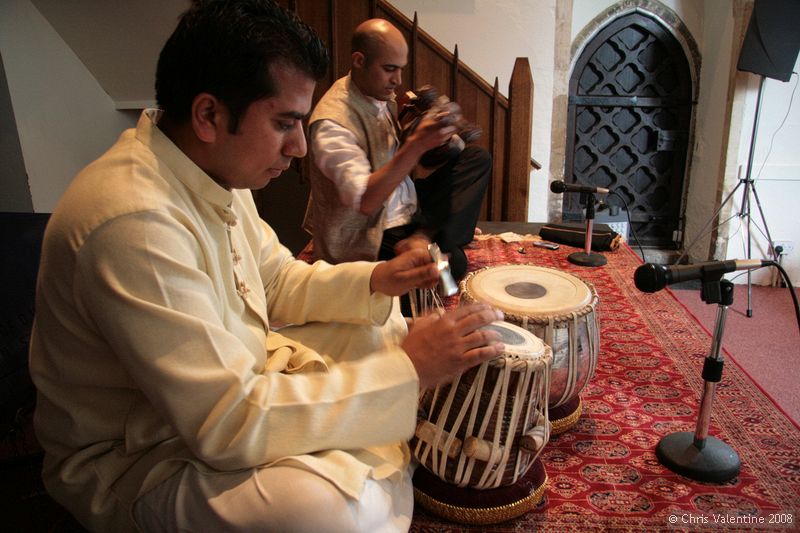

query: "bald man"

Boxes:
[304, 18, 491, 282]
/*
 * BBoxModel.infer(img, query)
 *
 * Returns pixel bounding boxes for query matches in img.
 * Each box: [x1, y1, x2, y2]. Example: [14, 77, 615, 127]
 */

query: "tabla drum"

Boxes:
[460, 264, 600, 433]
[411, 321, 552, 525]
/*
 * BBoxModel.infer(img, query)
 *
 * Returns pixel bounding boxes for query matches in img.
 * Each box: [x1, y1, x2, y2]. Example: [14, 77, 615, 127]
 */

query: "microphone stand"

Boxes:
[655, 275, 741, 482]
[568, 191, 607, 267]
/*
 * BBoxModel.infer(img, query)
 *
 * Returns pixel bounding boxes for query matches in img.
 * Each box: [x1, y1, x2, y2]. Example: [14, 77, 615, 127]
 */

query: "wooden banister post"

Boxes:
[411, 13, 418, 90]
[490, 77, 502, 221]
[451, 45, 459, 101]
[507, 57, 533, 221]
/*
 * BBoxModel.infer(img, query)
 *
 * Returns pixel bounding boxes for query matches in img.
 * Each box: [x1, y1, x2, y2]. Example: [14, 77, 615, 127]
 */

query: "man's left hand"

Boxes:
[370, 248, 439, 296]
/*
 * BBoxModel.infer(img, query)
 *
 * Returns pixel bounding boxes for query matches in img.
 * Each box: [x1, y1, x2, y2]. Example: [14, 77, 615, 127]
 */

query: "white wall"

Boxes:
[572, 0, 704, 47]
[682, 0, 736, 264]
[725, 54, 800, 285]
[0, 0, 136, 213]
[390, 0, 555, 221]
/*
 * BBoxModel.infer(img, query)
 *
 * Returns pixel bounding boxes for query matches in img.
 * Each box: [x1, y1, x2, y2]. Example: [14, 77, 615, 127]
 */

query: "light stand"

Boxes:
[737, 74, 779, 316]
[681, 74, 778, 317]
[656, 273, 741, 483]
[567, 191, 607, 267]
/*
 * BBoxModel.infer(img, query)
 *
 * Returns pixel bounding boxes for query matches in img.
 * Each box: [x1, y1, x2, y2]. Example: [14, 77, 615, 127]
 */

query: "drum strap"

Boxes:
[457, 363, 492, 486]
[588, 311, 600, 378]
[475, 361, 514, 488]
[513, 361, 537, 480]
[408, 288, 444, 319]
[565, 312, 580, 402]
[428, 375, 466, 473]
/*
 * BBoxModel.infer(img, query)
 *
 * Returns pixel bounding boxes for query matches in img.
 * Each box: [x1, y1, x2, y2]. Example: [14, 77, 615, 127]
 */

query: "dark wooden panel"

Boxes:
[490, 105, 508, 221]
[252, 168, 310, 255]
[414, 44, 451, 97]
[292, 1, 335, 101]
[334, 2, 372, 79]
[457, 76, 491, 152]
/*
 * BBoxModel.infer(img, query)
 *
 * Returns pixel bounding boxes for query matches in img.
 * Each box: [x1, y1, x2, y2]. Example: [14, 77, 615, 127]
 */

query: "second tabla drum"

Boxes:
[460, 264, 600, 433]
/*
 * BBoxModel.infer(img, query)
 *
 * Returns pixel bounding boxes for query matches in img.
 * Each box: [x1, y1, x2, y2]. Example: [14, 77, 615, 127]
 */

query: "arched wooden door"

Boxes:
[565, 12, 693, 248]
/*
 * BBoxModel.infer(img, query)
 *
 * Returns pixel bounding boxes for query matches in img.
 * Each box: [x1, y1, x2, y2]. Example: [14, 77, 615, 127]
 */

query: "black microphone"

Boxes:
[550, 180, 610, 195]
[634, 259, 770, 293]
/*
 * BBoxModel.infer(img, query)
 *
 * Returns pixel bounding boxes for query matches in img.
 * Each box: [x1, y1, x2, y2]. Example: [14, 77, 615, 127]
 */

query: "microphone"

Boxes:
[550, 180, 610, 195]
[634, 259, 771, 293]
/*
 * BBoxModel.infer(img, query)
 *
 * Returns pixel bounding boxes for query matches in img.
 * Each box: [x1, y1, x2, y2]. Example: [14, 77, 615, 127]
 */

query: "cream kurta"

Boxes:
[29, 110, 419, 532]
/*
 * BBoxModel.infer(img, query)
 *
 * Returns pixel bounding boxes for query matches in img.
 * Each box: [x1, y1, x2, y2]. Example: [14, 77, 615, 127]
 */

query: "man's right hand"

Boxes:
[401, 304, 505, 390]
[393, 231, 431, 255]
[405, 113, 458, 154]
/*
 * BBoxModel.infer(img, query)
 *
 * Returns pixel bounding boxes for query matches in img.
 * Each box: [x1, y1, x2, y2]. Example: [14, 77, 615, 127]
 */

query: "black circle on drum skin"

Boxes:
[482, 324, 525, 345]
[505, 282, 547, 299]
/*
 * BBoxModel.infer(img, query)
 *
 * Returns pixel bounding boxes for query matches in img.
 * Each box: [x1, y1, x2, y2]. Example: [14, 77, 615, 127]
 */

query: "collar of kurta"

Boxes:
[344, 73, 399, 120]
[136, 109, 234, 210]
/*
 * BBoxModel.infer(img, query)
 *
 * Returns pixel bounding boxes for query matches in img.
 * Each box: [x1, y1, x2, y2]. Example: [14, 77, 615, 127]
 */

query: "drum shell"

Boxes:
[512, 312, 598, 408]
[411, 348, 552, 489]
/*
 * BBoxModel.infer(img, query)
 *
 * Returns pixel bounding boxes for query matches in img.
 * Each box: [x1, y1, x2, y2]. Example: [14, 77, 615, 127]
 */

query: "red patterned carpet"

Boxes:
[408, 236, 800, 532]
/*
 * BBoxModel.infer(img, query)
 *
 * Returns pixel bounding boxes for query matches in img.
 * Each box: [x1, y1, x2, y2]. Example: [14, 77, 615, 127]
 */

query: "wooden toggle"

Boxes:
[415, 420, 462, 458]
[463, 436, 503, 463]
[461, 425, 549, 462]
[520, 425, 548, 454]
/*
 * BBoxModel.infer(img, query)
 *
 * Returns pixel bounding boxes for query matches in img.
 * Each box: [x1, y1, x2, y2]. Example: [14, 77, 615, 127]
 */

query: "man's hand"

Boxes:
[394, 232, 431, 255]
[405, 111, 459, 154]
[370, 248, 439, 296]
[358, 104, 461, 216]
[401, 304, 506, 390]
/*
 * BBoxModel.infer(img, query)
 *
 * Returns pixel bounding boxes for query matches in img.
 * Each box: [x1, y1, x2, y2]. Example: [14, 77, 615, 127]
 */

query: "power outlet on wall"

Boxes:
[774, 241, 794, 255]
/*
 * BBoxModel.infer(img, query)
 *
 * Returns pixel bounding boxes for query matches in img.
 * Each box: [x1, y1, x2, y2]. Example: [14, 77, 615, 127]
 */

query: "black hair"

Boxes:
[155, 0, 329, 133]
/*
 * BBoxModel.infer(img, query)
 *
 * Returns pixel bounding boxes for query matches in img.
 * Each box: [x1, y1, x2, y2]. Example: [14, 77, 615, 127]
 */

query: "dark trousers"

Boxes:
[378, 145, 492, 282]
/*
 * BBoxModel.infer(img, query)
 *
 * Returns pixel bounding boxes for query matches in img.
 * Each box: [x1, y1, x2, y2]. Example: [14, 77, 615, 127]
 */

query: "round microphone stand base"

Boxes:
[656, 432, 741, 483]
[568, 251, 607, 267]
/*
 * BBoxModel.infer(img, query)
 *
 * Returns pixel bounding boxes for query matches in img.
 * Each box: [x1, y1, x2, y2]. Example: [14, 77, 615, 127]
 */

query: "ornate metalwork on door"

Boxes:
[565, 12, 693, 248]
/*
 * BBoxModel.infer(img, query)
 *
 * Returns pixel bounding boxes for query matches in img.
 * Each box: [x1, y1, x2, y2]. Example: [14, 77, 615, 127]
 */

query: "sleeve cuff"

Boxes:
[368, 289, 394, 326]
